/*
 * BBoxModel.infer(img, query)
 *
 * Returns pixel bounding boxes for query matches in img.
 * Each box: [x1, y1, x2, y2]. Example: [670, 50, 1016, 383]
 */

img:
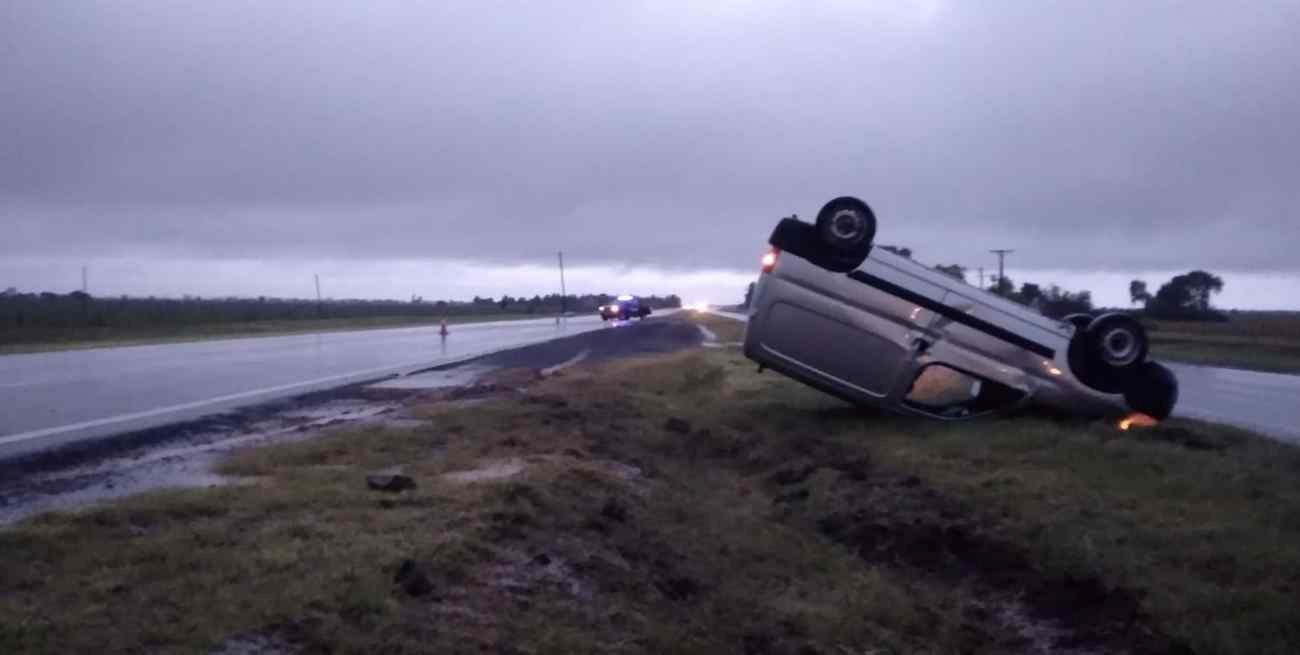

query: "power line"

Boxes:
[557, 251, 567, 319]
[314, 274, 323, 317]
[80, 265, 90, 322]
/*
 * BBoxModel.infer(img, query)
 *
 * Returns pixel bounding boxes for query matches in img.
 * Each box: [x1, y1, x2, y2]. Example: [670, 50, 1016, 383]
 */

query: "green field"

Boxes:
[3, 314, 1297, 654]
[1146, 314, 1300, 374]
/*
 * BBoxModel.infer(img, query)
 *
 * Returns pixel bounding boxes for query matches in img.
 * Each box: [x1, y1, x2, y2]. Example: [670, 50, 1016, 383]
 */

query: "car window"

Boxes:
[903, 364, 1024, 418]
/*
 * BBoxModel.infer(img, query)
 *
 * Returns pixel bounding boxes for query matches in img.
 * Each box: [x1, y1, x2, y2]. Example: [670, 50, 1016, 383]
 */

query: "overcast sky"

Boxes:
[3, 1, 1298, 307]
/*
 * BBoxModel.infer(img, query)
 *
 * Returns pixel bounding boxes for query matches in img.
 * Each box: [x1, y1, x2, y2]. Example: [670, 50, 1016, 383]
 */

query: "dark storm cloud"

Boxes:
[3, 1, 1298, 273]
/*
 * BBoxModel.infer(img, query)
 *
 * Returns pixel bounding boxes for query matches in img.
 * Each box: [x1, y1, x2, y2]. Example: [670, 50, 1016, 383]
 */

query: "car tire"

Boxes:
[1069, 313, 1148, 393]
[814, 196, 876, 267]
[1123, 361, 1178, 420]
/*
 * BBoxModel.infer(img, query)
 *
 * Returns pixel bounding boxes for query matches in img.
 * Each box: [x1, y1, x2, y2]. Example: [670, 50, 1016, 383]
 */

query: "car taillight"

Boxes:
[761, 249, 778, 273]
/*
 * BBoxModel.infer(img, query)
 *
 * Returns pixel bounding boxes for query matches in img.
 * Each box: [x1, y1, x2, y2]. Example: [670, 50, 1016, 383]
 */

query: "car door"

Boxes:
[758, 254, 944, 399]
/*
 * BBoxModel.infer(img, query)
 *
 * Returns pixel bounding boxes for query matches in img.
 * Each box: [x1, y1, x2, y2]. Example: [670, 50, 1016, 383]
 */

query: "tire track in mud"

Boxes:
[766, 455, 1191, 655]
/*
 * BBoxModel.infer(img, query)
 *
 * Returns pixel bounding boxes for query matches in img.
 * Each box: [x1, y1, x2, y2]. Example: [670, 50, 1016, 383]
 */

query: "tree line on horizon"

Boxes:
[1127, 271, 1226, 321]
[740, 245, 1229, 322]
[0, 288, 682, 333]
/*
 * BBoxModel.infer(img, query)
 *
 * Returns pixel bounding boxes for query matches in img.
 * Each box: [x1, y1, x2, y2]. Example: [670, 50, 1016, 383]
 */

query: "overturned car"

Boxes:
[743, 196, 1178, 420]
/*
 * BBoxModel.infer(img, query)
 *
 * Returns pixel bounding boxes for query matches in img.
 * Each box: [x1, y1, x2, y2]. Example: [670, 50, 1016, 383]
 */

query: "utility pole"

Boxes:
[314, 274, 323, 317]
[557, 251, 567, 318]
[978, 267, 984, 289]
[989, 249, 1014, 292]
[80, 265, 90, 323]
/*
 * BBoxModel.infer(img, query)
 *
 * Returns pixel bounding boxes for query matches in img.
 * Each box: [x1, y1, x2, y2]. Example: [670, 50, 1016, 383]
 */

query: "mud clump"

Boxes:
[773, 488, 810, 505]
[655, 575, 701, 601]
[1025, 575, 1145, 646]
[664, 417, 692, 434]
[486, 510, 533, 541]
[740, 623, 823, 655]
[768, 463, 818, 486]
[600, 498, 629, 523]
[394, 559, 435, 598]
[523, 393, 570, 409]
[366, 473, 416, 493]
[834, 456, 871, 481]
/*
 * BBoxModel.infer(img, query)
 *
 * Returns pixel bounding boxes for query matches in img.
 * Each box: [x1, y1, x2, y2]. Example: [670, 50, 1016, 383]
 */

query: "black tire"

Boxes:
[1087, 313, 1148, 370]
[1061, 313, 1092, 330]
[814, 197, 876, 262]
[767, 214, 860, 273]
[1123, 361, 1179, 420]
[1069, 313, 1148, 393]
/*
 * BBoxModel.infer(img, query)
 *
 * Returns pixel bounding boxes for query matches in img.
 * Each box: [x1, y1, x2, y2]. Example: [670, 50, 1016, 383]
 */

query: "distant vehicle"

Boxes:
[599, 295, 652, 321]
[743, 196, 1179, 420]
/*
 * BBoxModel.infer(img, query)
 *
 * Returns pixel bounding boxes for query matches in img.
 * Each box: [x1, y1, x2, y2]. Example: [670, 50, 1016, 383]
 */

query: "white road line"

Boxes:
[707, 310, 750, 322]
[697, 324, 719, 342]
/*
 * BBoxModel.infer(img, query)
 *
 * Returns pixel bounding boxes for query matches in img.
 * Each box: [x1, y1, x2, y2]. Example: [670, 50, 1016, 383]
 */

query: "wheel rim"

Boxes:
[829, 210, 866, 243]
[1100, 328, 1139, 366]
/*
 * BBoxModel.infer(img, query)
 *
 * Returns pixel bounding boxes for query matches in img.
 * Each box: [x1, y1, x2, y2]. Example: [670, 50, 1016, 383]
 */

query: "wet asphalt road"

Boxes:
[1166, 363, 1300, 443]
[0, 316, 613, 459]
[710, 310, 1300, 444]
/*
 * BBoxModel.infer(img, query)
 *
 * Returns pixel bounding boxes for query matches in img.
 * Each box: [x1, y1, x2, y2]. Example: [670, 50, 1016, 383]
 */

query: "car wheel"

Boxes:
[1069, 313, 1148, 393]
[1088, 313, 1148, 370]
[814, 196, 876, 267]
[1123, 361, 1178, 420]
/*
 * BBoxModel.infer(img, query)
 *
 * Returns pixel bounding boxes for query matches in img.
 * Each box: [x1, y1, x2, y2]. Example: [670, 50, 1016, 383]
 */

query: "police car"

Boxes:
[599, 295, 653, 321]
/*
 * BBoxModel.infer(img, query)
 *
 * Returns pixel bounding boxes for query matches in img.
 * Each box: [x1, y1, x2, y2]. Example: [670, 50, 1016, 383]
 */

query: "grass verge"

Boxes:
[3, 315, 1298, 654]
